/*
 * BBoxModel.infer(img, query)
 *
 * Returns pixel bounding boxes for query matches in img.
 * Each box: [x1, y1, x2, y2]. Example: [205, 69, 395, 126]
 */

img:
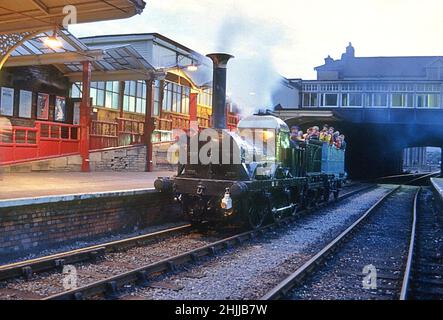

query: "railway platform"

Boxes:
[430, 178, 443, 203]
[0, 171, 178, 261]
[0, 171, 175, 201]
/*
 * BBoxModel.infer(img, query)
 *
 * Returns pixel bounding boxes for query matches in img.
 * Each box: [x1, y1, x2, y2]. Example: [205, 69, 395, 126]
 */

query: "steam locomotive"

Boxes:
[154, 54, 347, 229]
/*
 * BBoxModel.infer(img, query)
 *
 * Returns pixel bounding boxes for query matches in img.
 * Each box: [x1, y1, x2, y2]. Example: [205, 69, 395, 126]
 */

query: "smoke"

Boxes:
[215, 15, 284, 116]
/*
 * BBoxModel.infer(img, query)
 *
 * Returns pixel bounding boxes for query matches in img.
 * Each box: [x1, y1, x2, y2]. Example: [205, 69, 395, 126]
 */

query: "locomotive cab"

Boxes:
[236, 115, 291, 179]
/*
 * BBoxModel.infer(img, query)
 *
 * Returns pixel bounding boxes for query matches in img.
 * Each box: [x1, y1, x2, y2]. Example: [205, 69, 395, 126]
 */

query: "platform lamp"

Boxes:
[43, 27, 63, 50]
[186, 59, 198, 72]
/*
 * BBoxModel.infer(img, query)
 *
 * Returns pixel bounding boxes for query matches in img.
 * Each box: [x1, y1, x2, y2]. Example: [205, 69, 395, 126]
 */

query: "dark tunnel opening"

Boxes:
[402, 146, 441, 174]
[285, 118, 443, 179]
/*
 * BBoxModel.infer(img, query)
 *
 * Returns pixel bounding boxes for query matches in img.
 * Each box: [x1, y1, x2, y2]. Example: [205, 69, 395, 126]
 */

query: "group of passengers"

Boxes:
[290, 124, 346, 150]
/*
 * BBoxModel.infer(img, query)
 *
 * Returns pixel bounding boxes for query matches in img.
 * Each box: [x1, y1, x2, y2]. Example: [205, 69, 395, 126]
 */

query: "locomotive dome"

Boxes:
[237, 115, 290, 132]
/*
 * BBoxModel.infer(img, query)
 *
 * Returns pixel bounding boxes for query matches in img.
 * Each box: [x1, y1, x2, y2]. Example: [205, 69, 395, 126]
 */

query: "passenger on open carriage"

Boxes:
[320, 128, 331, 143]
[339, 134, 347, 150]
[289, 123, 346, 150]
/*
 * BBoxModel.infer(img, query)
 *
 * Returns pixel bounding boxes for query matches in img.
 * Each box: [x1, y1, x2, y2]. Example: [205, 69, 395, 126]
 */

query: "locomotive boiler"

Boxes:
[155, 53, 347, 229]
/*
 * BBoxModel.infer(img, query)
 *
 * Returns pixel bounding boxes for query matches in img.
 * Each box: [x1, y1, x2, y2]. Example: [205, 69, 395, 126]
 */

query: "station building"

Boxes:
[0, 32, 243, 172]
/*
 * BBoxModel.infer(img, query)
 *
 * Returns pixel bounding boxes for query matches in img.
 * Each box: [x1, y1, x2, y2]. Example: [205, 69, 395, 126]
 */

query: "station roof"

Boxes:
[314, 44, 443, 80]
[64, 45, 157, 81]
[5, 29, 158, 81]
[6, 29, 103, 66]
[80, 33, 214, 87]
[0, 0, 146, 34]
[315, 56, 443, 79]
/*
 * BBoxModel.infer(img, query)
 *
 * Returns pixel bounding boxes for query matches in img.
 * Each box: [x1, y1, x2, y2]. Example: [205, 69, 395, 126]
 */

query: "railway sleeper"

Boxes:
[54, 259, 65, 271]
[105, 281, 119, 299]
[136, 271, 149, 287]
[21, 266, 33, 280]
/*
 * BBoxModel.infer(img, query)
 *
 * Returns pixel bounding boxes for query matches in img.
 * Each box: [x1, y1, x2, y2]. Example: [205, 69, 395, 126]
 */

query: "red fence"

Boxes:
[90, 120, 118, 150]
[227, 112, 239, 131]
[0, 113, 241, 165]
[0, 121, 80, 165]
[118, 118, 144, 146]
[89, 118, 145, 150]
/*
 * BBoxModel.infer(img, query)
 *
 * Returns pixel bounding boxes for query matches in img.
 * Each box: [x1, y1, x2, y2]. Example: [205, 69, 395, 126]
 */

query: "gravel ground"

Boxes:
[0, 182, 375, 300]
[0, 221, 190, 266]
[118, 185, 394, 300]
[1, 183, 365, 268]
[290, 186, 417, 300]
[0, 226, 241, 300]
[411, 187, 443, 299]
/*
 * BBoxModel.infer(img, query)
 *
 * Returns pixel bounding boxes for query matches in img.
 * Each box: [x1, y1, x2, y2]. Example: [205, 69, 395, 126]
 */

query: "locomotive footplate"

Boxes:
[173, 178, 237, 197]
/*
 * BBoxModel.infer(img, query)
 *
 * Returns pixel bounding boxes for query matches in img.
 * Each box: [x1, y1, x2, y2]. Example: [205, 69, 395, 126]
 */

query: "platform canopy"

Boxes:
[4, 29, 159, 81]
[5, 29, 103, 67]
[0, 0, 146, 34]
[64, 45, 158, 81]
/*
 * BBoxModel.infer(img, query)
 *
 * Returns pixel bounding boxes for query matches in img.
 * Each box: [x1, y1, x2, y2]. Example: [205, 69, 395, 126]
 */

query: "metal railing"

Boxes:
[0, 121, 80, 164]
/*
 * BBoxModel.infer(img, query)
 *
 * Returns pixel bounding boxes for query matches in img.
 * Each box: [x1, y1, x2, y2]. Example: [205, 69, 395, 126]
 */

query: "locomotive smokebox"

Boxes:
[206, 53, 234, 129]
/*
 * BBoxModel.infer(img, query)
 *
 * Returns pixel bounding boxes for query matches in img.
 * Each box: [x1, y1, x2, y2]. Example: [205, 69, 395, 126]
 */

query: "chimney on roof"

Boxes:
[324, 55, 334, 65]
[341, 42, 355, 61]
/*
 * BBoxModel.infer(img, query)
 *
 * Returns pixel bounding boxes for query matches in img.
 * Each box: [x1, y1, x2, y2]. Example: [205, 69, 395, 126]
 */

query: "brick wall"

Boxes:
[90, 145, 147, 172]
[0, 191, 180, 262]
[3, 155, 82, 173]
[3, 146, 147, 173]
[152, 142, 177, 172]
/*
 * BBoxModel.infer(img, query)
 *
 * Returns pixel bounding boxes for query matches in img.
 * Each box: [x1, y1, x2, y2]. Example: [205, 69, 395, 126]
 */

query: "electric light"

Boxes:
[43, 29, 63, 50]
[187, 64, 198, 72]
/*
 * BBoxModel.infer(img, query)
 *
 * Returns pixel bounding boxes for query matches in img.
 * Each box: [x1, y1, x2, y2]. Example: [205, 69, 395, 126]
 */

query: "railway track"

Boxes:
[0, 224, 193, 283]
[0, 183, 370, 300]
[376, 171, 440, 186]
[402, 187, 443, 299]
[261, 186, 419, 300]
[0, 182, 366, 286]
[3, 176, 438, 301]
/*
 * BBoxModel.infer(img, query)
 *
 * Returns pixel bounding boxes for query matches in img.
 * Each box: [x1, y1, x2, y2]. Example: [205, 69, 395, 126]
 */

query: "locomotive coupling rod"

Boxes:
[272, 203, 296, 214]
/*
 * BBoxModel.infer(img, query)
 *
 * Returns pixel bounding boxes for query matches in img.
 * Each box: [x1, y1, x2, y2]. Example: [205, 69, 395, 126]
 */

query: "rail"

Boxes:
[41, 185, 374, 300]
[400, 188, 420, 300]
[261, 185, 420, 300]
[0, 224, 192, 282]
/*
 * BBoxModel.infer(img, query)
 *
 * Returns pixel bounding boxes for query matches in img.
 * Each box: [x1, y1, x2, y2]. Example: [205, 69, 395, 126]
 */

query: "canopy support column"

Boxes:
[144, 80, 154, 172]
[80, 61, 91, 172]
[189, 93, 198, 123]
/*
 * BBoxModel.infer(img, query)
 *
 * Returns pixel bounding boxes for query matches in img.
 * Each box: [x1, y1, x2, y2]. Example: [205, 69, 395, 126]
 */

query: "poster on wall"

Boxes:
[36, 93, 49, 120]
[0, 87, 14, 116]
[73, 102, 80, 125]
[55, 96, 66, 122]
[19, 90, 33, 118]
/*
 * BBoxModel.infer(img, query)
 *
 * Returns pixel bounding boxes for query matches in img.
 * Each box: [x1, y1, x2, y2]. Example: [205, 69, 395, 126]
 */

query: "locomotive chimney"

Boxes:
[206, 53, 234, 129]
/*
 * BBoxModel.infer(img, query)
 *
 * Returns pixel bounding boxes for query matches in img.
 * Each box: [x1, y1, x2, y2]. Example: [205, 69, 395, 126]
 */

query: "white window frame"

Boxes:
[321, 93, 338, 107]
[341, 93, 363, 108]
[391, 93, 413, 108]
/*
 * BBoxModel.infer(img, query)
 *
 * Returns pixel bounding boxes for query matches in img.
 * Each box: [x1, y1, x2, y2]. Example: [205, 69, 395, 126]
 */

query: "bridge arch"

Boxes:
[279, 112, 443, 179]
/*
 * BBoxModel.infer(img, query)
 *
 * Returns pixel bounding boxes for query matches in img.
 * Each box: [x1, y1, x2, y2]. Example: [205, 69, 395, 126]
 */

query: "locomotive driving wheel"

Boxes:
[270, 188, 294, 222]
[245, 196, 268, 229]
[333, 190, 340, 201]
[323, 188, 331, 202]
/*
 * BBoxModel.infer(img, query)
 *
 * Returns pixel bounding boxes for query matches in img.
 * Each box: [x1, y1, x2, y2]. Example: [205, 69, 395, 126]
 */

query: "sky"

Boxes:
[69, 0, 443, 80]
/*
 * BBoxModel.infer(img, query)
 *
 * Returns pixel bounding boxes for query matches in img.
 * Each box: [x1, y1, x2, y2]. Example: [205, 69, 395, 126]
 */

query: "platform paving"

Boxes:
[0, 171, 175, 201]
[430, 178, 443, 202]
